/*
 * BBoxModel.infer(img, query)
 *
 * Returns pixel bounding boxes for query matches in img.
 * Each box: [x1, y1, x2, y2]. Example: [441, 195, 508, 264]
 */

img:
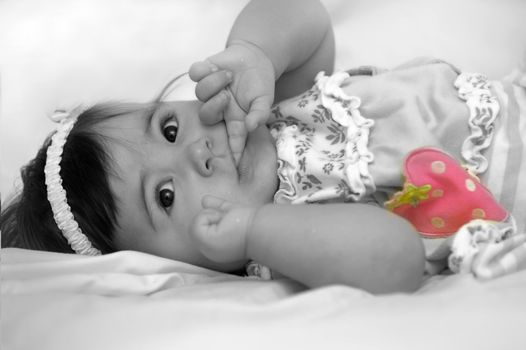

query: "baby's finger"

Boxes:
[226, 119, 247, 165]
[188, 60, 218, 82]
[191, 208, 223, 247]
[195, 70, 233, 102]
[195, 208, 223, 227]
[245, 96, 272, 132]
[201, 194, 234, 211]
[199, 90, 230, 125]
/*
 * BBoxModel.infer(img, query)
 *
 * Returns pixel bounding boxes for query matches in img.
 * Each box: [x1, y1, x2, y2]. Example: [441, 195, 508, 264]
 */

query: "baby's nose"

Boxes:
[188, 137, 213, 177]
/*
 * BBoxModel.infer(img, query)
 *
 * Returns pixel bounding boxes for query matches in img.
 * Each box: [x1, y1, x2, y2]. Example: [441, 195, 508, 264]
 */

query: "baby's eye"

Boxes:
[159, 182, 175, 208]
[163, 118, 179, 143]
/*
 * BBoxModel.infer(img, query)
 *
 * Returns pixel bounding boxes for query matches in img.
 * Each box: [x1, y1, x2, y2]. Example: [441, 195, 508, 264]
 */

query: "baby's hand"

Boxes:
[189, 41, 275, 164]
[191, 195, 257, 264]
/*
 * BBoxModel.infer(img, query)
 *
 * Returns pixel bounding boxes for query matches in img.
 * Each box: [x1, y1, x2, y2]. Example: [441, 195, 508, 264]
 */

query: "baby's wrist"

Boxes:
[227, 39, 279, 81]
[245, 203, 272, 261]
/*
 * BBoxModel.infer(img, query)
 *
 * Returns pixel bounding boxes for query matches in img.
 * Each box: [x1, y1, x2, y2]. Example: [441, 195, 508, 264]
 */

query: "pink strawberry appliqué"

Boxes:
[385, 148, 508, 238]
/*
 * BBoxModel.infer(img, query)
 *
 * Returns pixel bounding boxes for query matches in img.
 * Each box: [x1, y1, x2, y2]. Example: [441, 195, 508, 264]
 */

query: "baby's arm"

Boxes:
[248, 203, 425, 294]
[190, 0, 334, 162]
[226, 0, 335, 102]
[193, 198, 425, 294]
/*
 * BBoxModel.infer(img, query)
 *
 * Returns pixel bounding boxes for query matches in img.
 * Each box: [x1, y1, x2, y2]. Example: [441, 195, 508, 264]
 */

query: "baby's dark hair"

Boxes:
[1, 74, 186, 254]
[0, 104, 129, 253]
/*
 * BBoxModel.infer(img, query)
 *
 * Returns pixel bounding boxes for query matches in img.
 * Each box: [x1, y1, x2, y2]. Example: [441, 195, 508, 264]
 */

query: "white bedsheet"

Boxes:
[2, 247, 526, 350]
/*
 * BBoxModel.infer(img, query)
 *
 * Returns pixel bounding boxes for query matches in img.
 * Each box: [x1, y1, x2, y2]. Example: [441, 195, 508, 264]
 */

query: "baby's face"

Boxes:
[98, 101, 277, 271]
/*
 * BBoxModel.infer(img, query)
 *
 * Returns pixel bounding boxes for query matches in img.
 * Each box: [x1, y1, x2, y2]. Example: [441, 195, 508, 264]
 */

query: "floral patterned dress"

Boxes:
[246, 58, 526, 279]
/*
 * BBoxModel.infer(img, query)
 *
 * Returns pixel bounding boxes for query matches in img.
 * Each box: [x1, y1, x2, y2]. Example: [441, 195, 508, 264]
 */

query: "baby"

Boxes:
[2, 0, 525, 294]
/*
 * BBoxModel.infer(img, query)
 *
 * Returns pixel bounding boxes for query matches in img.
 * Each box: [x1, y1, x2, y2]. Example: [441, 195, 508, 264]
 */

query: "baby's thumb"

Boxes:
[246, 96, 272, 132]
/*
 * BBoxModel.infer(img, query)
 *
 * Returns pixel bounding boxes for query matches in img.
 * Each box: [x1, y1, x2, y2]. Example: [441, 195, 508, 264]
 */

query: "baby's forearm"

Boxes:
[227, 0, 334, 99]
[246, 203, 425, 294]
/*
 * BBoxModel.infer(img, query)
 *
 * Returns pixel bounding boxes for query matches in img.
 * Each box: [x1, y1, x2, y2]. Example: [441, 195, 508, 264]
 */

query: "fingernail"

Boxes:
[206, 60, 218, 72]
[225, 71, 233, 81]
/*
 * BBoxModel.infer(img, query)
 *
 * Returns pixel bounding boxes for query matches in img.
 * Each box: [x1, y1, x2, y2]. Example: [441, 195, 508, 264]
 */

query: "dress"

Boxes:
[247, 58, 526, 279]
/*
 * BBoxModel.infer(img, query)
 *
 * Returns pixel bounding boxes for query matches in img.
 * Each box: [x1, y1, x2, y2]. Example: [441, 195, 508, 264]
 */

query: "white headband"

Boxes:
[44, 107, 101, 256]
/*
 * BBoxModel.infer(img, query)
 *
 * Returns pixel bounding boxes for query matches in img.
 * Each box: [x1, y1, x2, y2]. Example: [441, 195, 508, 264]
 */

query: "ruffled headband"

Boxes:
[44, 107, 101, 256]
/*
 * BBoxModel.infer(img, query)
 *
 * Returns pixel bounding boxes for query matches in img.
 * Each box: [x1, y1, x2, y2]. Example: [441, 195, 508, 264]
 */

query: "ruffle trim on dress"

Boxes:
[455, 72, 500, 175]
[315, 71, 376, 201]
[272, 125, 300, 203]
